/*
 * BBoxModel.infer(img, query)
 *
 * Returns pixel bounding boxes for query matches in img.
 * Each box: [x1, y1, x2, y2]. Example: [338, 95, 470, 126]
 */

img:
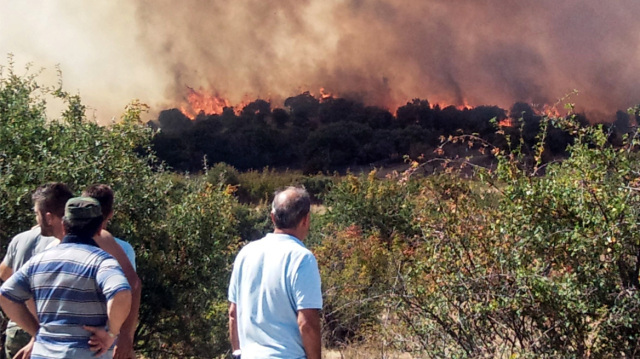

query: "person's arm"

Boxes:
[0, 264, 39, 337]
[95, 230, 140, 359]
[12, 337, 34, 359]
[0, 262, 13, 282]
[297, 309, 321, 359]
[107, 289, 132, 336]
[11, 300, 38, 359]
[0, 294, 39, 336]
[291, 254, 323, 359]
[25, 298, 38, 320]
[228, 302, 240, 351]
[85, 289, 132, 356]
[0, 237, 17, 281]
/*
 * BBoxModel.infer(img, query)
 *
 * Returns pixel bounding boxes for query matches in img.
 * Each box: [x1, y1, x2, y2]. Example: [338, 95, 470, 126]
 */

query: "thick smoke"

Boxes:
[0, 2, 167, 122]
[2, 1, 640, 121]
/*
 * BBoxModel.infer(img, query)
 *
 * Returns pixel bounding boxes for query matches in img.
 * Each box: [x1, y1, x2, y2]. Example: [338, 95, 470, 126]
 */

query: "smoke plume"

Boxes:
[2, 1, 639, 122]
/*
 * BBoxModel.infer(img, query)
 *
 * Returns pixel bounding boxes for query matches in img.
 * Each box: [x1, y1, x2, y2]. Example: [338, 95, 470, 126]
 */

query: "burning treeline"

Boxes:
[132, 0, 640, 119]
[152, 90, 639, 175]
[131, 0, 640, 173]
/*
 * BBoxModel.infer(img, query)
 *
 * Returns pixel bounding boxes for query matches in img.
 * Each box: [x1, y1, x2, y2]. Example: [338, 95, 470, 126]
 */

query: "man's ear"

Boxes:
[44, 212, 55, 226]
[301, 212, 311, 227]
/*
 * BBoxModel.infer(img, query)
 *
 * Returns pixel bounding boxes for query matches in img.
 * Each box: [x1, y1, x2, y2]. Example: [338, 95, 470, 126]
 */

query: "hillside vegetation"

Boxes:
[2, 62, 640, 358]
[150, 90, 637, 176]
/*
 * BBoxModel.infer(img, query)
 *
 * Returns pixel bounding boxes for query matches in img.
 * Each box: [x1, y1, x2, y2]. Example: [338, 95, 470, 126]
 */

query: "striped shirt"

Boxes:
[0, 242, 131, 359]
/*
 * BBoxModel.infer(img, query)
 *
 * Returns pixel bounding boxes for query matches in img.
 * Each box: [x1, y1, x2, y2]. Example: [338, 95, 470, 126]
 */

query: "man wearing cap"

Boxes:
[0, 182, 73, 358]
[39, 184, 141, 359]
[0, 197, 132, 359]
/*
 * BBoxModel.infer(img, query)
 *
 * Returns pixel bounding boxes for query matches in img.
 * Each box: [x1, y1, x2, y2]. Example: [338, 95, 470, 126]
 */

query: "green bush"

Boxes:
[209, 166, 335, 204]
[0, 61, 240, 358]
[136, 178, 238, 358]
[315, 223, 408, 348]
[398, 114, 640, 357]
[315, 111, 640, 358]
[312, 171, 421, 347]
[206, 162, 241, 187]
[319, 170, 420, 242]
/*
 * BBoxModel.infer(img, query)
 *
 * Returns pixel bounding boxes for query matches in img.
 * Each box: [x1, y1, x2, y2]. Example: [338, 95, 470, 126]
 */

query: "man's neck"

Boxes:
[62, 234, 99, 247]
[40, 226, 53, 237]
[41, 226, 64, 240]
[273, 228, 303, 241]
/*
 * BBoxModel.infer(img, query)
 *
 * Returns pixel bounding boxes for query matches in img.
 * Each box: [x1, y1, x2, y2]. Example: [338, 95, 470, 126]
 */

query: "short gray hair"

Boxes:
[271, 186, 311, 229]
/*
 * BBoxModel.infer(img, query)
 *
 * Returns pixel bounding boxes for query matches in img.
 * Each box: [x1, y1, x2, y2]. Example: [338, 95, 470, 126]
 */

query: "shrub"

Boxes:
[0, 61, 240, 358]
[136, 179, 238, 358]
[315, 110, 640, 358]
[319, 170, 420, 242]
[397, 113, 640, 357]
[312, 171, 421, 347]
[315, 224, 407, 347]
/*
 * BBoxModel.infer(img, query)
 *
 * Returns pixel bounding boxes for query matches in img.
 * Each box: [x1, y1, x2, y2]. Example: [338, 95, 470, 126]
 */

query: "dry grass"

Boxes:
[324, 348, 413, 359]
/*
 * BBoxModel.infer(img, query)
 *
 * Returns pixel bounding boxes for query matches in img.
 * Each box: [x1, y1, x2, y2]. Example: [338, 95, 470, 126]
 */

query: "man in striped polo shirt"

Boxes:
[0, 197, 132, 359]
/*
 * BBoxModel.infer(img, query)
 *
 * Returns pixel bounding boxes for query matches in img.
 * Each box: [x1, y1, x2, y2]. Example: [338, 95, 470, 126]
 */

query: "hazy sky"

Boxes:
[2, 1, 639, 123]
[0, 2, 163, 122]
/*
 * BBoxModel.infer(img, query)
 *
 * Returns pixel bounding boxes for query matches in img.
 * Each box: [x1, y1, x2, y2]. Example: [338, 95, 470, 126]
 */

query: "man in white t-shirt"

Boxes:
[228, 187, 322, 359]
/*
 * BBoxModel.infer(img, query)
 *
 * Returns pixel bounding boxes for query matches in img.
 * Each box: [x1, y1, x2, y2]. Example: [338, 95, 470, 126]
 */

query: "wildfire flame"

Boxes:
[319, 87, 334, 101]
[180, 86, 252, 119]
[498, 104, 565, 127]
[177, 84, 583, 132]
[540, 104, 562, 119]
[180, 86, 482, 121]
[458, 99, 472, 111]
[428, 98, 473, 111]
[498, 118, 516, 127]
[181, 87, 343, 120]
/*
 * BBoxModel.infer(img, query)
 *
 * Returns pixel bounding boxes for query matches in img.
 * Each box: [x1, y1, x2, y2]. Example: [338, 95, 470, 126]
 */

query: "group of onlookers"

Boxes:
[0, 183, 324, 359]
[0, 183, 140, 359]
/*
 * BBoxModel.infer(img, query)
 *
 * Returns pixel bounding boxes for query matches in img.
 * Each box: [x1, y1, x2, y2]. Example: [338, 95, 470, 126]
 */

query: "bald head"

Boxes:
[271, 187, 311, 230]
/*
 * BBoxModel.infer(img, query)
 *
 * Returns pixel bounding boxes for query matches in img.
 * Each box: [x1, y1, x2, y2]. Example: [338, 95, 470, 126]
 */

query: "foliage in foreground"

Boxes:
[5, 58, 640, 359]
[314, 109, 640, 358]
[0, 61, 239, 358]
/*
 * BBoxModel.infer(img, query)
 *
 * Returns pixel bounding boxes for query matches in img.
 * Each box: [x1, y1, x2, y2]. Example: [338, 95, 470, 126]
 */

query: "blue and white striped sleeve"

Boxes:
[97, 257, 131, 300]
[0, 265, 33, 303]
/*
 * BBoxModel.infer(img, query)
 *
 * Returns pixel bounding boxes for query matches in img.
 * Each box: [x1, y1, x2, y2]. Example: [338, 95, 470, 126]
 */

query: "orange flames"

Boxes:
[180, 87, 492, 121]
[457, 99, 472, 111]
[319, 87, 334, 101]
[181, 87, 341, 120]
[180, 86, 252, 119]
[498, 104, 564, 127]
[498, 118, 516, 127]
[179, 83, 576, 127]
[539, 104, 562, 119]
[428, 98, 473, 111]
